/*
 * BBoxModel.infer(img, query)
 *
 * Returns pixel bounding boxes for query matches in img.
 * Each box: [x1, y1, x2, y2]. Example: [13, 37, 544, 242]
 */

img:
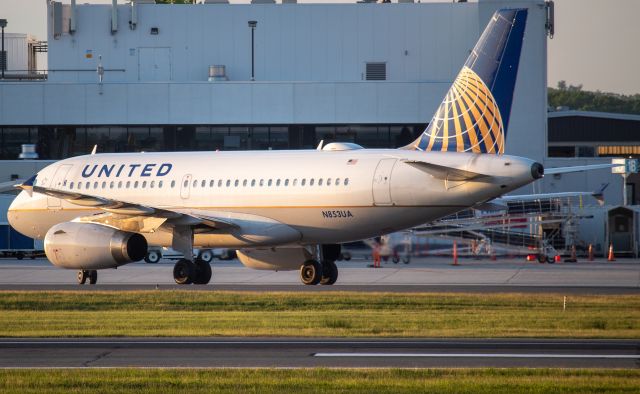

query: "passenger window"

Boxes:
[77, 182, 81, 190]
[150, 181, 155, 188]
[259, 179, 264, 187]
[142, 181, 147, 188]
[201, 180, 206, 188]
[86, 182, 90, 189]
[218, 180, 223, 187]
[134, 181, 139, 188]
[285, 179, 289, 186]
[183, 180, 188, 188]
[126, 181, 131, 188]
[234, 180, 239, 187]
[276, 179, 281, 187]
[318, 178, 323, 186]
[251, 179, 256, 187]
[193, 180, 198, 188]
[268, 179, 273, 187]
[293, 179, 297, 186]
[118, 181, 123, 188]
[327, 178, 331, 186]
[70, 182, 74, 189]
[309, 179, 314, 186]
[109, 181, 114, 189]
[243, 179, 248, 187]
[210, 180, 214, 187]
[335, 178, 340, 186]
[344, 178, 349, 186]
[159, 180, 163, 188]
[170, 180, 175, 188]
[102, 181, 106, 189]
[94, 182, 98, 189]
[301, 179, 306, 186]
[226, 179, 231, 187]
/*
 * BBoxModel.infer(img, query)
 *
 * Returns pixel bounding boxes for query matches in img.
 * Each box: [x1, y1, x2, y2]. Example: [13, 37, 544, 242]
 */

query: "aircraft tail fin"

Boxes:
[404, 8, 528, 154]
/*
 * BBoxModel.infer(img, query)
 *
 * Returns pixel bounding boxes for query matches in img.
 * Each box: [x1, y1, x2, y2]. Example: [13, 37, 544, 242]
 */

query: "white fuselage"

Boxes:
[8, 148, 538, 248]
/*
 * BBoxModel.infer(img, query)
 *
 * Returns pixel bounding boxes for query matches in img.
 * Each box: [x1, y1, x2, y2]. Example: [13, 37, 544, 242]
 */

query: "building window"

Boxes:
[548, 146, 575, 158]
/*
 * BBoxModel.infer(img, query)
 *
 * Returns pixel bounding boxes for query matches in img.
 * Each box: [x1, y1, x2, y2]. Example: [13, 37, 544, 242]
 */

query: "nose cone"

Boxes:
[531, 162, 544, 180]
[7, 191, 34, 238]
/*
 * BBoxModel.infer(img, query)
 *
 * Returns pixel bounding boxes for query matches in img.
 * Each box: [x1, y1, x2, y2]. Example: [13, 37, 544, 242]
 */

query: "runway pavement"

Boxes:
[1, 338, 638, 368]
[0, 257, 638, 293]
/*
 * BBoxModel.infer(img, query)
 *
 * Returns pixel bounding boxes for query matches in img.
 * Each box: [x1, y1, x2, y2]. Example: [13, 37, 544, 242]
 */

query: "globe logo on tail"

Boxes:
[417, 66, 505, 155]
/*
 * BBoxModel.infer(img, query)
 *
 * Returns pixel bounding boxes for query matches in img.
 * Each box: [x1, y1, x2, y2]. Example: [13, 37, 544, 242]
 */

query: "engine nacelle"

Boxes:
[237, 247, 312, 271]
[44, 222, 148, 269]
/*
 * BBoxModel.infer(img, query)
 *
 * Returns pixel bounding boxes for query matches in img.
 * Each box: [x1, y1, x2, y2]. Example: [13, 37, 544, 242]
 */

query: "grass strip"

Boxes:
[0, 291, 638, 338]
[0, 368, 639, 394]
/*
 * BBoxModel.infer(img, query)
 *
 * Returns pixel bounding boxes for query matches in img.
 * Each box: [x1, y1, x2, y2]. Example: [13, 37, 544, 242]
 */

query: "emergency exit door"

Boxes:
[138, 47, 172, 81]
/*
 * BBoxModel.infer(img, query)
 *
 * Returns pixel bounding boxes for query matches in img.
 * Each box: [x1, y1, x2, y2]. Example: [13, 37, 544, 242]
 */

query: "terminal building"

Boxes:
[0, 0, 638, 255]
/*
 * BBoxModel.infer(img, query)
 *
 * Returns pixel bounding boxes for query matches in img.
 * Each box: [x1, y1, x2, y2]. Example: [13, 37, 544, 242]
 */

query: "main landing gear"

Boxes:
[77, 270, 98, 285]
[173, 258, 212, 285]
[300, 244, 340, 286]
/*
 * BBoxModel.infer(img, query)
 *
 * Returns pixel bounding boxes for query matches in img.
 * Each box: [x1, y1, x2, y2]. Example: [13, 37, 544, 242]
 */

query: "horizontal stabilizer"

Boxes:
[403, 160, 491, 181]
[545, 163, 621, 175]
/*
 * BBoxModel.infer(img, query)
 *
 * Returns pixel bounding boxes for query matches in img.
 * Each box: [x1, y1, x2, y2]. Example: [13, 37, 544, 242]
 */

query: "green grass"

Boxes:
[0, 368, 639, 394]
[0, 291, 638, 338]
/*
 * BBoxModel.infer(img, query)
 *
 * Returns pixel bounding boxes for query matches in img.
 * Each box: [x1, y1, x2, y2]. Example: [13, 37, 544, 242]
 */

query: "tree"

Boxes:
[548, 82, 640, 115]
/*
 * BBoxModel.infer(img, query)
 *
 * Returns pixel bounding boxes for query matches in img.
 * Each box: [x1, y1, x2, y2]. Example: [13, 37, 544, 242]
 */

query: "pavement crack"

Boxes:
[506, 267, 523, 284]
[82, 350, 113, 367]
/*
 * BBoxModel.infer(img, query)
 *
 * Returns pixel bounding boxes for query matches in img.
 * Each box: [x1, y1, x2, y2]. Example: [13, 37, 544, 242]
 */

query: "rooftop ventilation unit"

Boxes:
[365, 62, 386, 81]
[251, 0, 275, 3]
[203, 0, 229, 3]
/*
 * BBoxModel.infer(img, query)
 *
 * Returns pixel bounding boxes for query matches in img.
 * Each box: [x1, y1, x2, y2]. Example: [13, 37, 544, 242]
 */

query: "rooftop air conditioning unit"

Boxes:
[208, 65, 228, 82]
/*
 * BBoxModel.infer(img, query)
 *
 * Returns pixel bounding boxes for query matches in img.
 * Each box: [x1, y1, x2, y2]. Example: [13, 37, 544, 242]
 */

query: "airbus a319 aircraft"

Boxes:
[7, 9, 607, 286]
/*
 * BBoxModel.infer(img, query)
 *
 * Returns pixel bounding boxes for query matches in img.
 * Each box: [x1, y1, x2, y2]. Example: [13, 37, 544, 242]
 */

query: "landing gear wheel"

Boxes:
[402, 256, 411, 264]
[392, 256, 400, 264]
[173, 259, 196, 285]
[300, 260, 322, 285]
[77, 270, 88, 285]
[198, 250, 214, 263]
[193, 259, 212, 285]
[320, 260, 338, 285]
[144, 250, 161, 264]
[537, 255, 547, 264]
[89, 270, 98, 285]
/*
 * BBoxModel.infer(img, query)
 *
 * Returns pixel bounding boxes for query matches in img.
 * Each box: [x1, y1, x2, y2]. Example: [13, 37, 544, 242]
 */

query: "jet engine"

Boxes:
[44, 222, 148, 269]
[237, 247, 313, 271]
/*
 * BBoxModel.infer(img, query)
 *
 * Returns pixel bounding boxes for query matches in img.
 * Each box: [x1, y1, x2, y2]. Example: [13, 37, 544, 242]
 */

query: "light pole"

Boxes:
[248, 20, 257, 81]
[0, 19, 7, 80]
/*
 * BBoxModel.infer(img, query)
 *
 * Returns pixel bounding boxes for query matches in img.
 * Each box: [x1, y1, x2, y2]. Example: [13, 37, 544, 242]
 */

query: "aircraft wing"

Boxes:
[498, 183, 609, 206]
[22, 183, 237, 233]
[0, 179, 23, 193]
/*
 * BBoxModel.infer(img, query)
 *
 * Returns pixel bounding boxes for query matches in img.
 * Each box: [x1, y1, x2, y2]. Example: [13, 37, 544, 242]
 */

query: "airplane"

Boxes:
[6, 9, 614, 286]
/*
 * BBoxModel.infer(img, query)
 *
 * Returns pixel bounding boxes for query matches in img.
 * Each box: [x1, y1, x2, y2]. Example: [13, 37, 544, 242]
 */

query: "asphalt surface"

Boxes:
[1, 338, 638, 368]
[0, 257, 638, 293]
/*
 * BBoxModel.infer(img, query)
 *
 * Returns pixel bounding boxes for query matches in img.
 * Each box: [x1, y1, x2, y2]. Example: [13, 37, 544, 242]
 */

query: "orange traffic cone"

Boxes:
[607, 243, 616, 262]
[452, 241, 458, 266]
[588, 244, 594, 261]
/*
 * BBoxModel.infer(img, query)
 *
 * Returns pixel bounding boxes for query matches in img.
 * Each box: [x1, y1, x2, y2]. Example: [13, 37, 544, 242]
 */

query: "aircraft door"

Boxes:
[47, 164, 72, 209]
[180, 174, 192, 199]
[372, 159, 397, 206]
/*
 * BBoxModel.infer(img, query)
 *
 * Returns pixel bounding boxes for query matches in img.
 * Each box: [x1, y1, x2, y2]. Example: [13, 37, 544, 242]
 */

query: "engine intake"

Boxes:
[44, 222, 148, 269]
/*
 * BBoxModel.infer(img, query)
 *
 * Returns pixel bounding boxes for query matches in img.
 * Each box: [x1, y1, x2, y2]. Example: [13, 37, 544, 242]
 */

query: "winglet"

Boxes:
[91, 145, 98, 155]
[316, 140, 324, 151]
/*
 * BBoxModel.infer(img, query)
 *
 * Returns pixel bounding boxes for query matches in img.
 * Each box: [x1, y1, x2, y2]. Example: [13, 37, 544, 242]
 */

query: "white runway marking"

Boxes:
[313, 353, 640, 359]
